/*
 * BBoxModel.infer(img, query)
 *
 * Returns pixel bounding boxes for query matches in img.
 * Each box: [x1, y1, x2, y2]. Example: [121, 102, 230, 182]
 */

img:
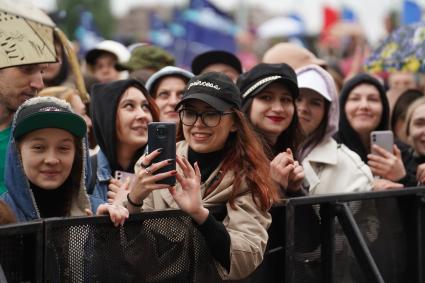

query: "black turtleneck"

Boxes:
[188, 147, 227, 183]
[187, 146, 231, 271]
[31, 182, 71, 218]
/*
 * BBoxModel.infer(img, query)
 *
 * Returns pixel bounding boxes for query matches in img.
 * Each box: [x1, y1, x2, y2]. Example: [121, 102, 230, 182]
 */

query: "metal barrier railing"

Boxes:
[0, 187, 424, 282]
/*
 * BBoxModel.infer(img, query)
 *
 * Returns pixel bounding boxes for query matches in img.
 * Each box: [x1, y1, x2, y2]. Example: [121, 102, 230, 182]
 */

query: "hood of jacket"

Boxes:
[296, 65, 339, 161]
[335, 73, 390, 162]
[2, 97, 91, 222]
[90, 79, 149, 173]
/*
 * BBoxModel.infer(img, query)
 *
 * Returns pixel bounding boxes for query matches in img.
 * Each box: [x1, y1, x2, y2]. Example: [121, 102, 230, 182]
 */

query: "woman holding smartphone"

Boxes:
[89, 79, 159, 201]
[1, 97, 128, 224]
[335, 73, 415, 187]
[121, 73, 279, 280]
[237, 63, 305, 193]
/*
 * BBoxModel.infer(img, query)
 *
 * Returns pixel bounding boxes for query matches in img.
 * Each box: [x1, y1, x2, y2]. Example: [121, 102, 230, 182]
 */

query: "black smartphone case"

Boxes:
[148, 122, 176, 185]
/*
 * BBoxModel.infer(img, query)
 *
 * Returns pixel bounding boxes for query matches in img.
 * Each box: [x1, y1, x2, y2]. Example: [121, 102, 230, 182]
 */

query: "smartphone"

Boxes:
[370, 130, 394, 155]
[114, 170, 135, 184]
[148, 122, 176, 186]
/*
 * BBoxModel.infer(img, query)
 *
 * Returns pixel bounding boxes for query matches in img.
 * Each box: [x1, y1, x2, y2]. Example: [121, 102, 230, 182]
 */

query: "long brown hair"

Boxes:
[224, 110, 280, 210]
[176, 106, 280, 210]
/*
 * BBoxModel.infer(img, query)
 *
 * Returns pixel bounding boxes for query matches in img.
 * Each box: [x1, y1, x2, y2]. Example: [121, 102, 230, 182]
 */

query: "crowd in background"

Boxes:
[0, 3, 425, 280]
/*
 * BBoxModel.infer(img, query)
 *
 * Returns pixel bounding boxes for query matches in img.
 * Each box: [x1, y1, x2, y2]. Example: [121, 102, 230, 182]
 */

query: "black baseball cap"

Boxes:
[237, 63, 299, 105]
[14, 97, 87, 139]
[175, 72, 241, 112]
[191, 50, 243, 75]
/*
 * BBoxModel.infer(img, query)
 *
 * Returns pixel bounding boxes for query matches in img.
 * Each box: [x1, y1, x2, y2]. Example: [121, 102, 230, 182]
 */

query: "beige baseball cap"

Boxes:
[262, 42, 327, 70]
[0, 0, 56, 69]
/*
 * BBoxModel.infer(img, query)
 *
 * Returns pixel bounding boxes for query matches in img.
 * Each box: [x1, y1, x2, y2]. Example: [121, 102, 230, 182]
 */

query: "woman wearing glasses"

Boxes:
[119, 72, 279, 280]
[237, 63, 305, 194]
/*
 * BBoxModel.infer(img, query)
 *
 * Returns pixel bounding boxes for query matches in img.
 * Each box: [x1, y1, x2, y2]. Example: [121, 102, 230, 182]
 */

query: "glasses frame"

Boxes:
[178, 108, 234, 127]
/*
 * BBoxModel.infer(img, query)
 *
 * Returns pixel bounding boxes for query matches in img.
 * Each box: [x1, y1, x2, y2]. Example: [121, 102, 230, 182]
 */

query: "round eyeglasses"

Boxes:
[178, 109, 233, 127]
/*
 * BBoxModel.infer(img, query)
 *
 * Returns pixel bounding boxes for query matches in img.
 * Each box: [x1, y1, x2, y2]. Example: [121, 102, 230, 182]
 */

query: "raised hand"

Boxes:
[108, 177, 131, 205]
[270, 148, 295, 190]
[169, 155, 209, 224]
[367, 144, 406, 181]
[287, 160, 305, 192]
[127, 149, 176, 212]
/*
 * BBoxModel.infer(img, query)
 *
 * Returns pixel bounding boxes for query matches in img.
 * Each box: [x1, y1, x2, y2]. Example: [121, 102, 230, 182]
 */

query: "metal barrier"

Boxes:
[0, 187, 424, 282]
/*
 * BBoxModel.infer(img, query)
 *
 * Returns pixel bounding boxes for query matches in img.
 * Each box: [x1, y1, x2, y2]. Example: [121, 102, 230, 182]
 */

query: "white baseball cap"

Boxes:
[85, 40, 130, 65]
[296, 65, 333, 101]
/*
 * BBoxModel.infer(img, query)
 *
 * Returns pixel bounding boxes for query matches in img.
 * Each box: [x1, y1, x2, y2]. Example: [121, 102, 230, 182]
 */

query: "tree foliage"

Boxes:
[57, 0, 115, 40]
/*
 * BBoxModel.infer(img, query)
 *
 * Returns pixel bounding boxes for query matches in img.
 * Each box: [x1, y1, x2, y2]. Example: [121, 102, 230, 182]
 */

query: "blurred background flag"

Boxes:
[171, 0, 238, 67]
[74, 8, 103, 59]
[402, 0, 422, 24]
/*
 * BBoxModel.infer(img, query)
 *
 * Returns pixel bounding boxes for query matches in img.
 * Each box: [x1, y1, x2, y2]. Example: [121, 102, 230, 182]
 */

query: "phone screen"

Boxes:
[148, 122, 176, 185]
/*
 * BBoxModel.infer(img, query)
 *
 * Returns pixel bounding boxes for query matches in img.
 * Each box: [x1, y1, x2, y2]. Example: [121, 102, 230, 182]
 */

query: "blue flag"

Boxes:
[402, 0, 422, 24]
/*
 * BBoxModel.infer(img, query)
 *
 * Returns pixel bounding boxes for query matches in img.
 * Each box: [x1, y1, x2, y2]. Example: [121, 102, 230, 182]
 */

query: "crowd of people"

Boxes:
[0, 5, 425, 281]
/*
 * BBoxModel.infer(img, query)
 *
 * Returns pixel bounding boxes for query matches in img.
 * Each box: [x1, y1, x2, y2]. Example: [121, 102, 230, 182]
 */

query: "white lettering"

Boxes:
[188, 80, 221, 91]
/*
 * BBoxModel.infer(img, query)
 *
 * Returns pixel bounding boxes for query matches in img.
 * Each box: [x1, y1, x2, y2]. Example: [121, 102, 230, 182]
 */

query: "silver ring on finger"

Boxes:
[145, 166, 152, 175]
[140, 159, 150, 169]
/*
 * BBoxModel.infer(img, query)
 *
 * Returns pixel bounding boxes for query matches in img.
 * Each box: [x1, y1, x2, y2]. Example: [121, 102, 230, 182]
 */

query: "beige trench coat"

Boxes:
[136, 141, 271, 280]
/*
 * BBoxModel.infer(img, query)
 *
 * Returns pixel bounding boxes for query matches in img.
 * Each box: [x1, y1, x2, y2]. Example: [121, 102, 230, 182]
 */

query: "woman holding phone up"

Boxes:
[117, 72, 279, 280]
[335, 73, 415, 187]
[89, 79, 159, 201]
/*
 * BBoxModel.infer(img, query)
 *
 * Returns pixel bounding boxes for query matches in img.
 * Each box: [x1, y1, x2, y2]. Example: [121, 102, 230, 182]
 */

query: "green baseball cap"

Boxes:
[14, 97, 86, 139]
[118, 45, 175, 72]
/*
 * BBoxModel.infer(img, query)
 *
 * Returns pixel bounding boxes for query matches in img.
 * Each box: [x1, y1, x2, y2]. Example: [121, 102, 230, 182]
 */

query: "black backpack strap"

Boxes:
[87, 154, 98, 195]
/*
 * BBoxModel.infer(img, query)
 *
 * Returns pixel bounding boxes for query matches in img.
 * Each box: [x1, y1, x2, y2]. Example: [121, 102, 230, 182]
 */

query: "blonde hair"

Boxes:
[405, 96, 425, 137]
[38, 86, 77, 104]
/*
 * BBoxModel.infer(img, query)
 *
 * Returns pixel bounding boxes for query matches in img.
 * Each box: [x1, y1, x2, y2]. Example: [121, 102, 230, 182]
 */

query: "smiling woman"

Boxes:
[1, 96, 128, 224]
[238, 63, 304, 193]
[117, 72, 279, 280]
[89, 79, 159, 201]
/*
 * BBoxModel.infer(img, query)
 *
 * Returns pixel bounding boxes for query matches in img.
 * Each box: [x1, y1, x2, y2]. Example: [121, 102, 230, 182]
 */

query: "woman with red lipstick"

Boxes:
[335, 73, 416, 187]
[120, 72, 279, 280]
[89, 79, 160, 201]
[237, 63, 305, 193]
[145, 66, 194, 127]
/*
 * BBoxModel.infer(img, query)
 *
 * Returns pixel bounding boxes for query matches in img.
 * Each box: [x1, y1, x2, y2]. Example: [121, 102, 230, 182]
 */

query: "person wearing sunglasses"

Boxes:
[114, 72, 279, 280]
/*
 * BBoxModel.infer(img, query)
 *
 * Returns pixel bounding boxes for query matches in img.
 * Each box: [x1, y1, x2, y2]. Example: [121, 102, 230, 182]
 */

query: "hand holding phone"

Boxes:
[368, 130, 406, 181]
[370, 130, 394, 155]
[114, 170, 135, 184]
[148, 122, 176, 185]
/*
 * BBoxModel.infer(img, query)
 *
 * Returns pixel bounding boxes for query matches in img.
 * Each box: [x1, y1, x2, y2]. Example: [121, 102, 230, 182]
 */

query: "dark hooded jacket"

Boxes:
[90, 79, 149, 201]
[1, 97, 100, 222]
[335, 73, 416, 186]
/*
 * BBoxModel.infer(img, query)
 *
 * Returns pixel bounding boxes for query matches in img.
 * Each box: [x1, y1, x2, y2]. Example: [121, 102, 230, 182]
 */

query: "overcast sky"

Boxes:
[31, 0, 423, 45]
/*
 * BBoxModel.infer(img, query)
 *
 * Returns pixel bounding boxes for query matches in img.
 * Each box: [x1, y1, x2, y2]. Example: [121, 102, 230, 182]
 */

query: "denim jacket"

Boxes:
[92, 150, 112, 202]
